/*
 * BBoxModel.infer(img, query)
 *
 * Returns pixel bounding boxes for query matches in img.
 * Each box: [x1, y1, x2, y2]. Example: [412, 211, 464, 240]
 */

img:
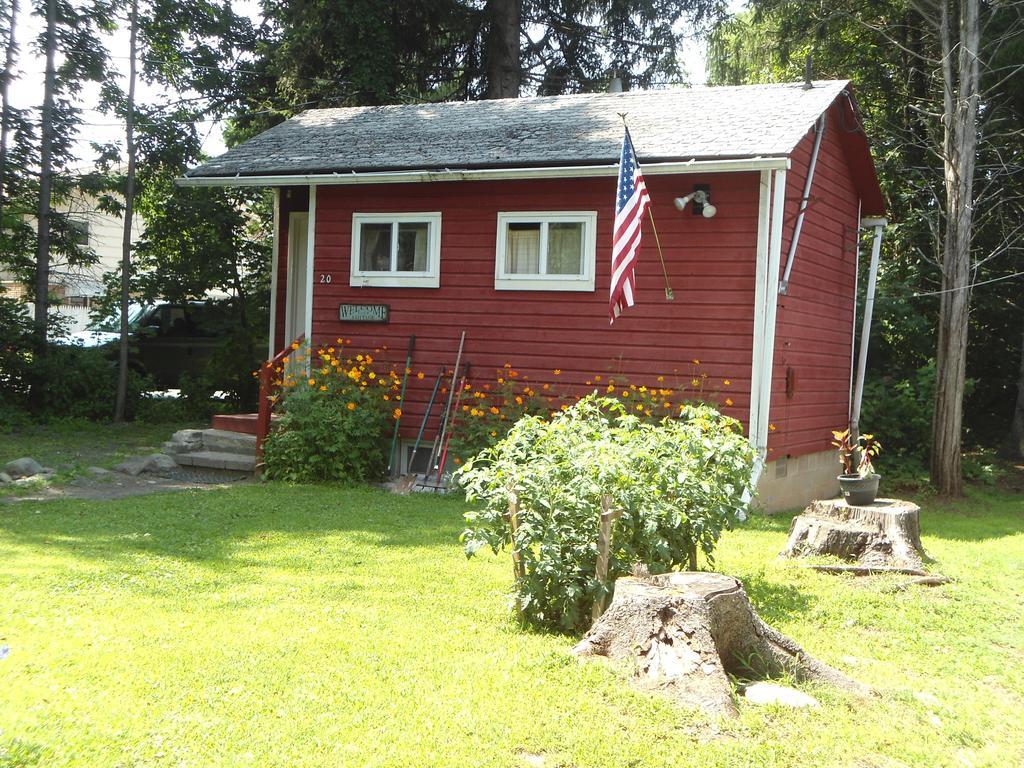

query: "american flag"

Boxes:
[609, 128, 650, 323]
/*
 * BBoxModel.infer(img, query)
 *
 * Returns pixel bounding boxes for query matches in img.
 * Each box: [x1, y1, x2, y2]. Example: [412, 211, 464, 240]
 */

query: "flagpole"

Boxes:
[617, 113, 675, 301]
[646, 208, 674, 301]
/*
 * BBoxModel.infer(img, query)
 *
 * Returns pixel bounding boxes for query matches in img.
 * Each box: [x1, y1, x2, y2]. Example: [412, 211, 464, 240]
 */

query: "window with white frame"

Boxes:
[495, 211, 597, 291]
[350, 212, 441, 288]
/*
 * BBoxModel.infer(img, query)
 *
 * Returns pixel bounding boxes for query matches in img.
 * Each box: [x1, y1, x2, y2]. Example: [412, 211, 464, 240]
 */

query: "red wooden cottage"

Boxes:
[182, 80, 886, 511]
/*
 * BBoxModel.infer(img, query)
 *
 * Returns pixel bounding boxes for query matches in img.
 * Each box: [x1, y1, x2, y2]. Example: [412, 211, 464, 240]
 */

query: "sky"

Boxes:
[6, 1, 731, 167]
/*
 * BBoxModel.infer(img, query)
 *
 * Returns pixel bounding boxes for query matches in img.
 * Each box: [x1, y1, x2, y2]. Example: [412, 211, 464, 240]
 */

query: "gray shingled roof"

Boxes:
[186, 80, 852, 179]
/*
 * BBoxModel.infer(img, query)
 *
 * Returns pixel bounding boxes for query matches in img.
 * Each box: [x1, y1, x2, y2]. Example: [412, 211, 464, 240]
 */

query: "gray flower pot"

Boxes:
[838, 473, 881, 506]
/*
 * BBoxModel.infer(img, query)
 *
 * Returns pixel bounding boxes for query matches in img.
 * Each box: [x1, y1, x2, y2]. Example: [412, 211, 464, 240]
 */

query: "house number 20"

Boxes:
[319, 274, 332, 284]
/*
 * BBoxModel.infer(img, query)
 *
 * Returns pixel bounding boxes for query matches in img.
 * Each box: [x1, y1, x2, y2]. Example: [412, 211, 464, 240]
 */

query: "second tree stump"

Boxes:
[782, 498, 927, 571]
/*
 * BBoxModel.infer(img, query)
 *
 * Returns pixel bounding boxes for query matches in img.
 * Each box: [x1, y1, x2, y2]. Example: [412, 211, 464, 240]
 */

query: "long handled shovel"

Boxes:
[387, 334, 415, 476]
[408, 367, 444, 476]
[434, 362, 470, 490]
[420, 331, 465, 489]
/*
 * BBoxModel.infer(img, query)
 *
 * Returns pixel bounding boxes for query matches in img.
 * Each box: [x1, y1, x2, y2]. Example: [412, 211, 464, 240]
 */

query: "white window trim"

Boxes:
[494, 211, 597, 291]
[350, 212, 442, 288]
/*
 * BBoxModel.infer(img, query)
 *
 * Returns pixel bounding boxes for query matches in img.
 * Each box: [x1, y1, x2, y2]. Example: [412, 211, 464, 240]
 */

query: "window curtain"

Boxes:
[506, 226, 540, 274]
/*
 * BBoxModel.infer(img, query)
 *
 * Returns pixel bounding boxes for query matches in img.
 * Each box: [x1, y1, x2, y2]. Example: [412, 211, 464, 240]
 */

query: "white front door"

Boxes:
[285, 212, 308, 344]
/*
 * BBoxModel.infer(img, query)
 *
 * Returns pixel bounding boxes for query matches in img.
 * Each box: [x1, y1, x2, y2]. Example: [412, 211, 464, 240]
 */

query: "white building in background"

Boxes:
[0, 184, 144, 333]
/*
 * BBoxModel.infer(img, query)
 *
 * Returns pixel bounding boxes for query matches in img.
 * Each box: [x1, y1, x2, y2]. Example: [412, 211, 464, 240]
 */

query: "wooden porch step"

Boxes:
[211, 413, 259, 435]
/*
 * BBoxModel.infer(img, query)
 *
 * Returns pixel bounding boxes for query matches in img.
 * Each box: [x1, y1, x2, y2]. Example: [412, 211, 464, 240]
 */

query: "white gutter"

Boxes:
[748, 170, 773, 453]
[176, 156, 791, 188]
[778, 115, 825, 295]
[747, 168, 787, 495]
[850, 217, 887, 437]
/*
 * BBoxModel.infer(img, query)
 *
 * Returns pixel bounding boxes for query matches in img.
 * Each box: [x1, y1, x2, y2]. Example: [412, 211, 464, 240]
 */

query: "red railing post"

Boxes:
[254, 333, 304, 477]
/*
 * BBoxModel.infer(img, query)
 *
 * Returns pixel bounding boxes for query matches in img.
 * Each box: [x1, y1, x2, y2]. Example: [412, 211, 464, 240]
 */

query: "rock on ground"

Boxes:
[4, 457, 43, 479]
[743, 682, 820, 708]
[0, 471, 11, 484]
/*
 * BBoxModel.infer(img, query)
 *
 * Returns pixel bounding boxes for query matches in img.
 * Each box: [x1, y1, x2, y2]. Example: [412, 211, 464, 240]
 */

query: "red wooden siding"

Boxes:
[304, 172, 762, 443]
[768, 103, 861, 460]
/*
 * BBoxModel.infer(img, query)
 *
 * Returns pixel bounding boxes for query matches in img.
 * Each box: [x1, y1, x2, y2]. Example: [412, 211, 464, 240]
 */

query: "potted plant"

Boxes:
[832, 428, 883, 506]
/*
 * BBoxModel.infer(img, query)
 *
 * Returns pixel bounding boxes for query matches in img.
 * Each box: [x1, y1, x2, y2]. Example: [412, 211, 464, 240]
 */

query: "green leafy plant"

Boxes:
[456, 395, 756, 632]
[262, 344, 401, 484]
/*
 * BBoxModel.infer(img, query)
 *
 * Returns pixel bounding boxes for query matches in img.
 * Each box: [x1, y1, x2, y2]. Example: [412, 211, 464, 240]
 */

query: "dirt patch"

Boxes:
[1, 466, 251, 503]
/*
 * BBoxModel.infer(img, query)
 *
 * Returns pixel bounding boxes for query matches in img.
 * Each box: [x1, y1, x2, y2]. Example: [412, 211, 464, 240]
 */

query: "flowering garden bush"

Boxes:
[446, 362, 732, 467]
[456, 395, 756, 631]
[262, 342, 402, 483]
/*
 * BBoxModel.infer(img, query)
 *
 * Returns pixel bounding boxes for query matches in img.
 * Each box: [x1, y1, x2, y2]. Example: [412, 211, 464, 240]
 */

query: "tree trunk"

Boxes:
[114, 0, 138, 423]
[0, 0, 19, 228]
[1007, 318, 1024, 460]
[484, 0, 520, 99]
[573, 572, 868, 717]
[930, 0, 980, 496]
[33, 0, 57, 344]
[782, 498, 927, 571]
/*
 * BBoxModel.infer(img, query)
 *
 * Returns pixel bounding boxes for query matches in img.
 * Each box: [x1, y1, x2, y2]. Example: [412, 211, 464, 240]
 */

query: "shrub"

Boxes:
[457, 395, 756, 631]
[262, 345, 402, 483]
[32, 344, 151, 421]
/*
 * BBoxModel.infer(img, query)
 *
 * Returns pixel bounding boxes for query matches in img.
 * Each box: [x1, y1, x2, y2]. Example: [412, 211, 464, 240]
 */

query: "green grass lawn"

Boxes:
[1, 483, 1022, 767]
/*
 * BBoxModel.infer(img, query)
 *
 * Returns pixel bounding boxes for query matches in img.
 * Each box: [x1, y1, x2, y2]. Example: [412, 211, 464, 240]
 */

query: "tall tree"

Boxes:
[0, 0, 19, 230]
[32, 0, 56, 342]
[484, 0, 521, 97]
[114, 0, 138, 423]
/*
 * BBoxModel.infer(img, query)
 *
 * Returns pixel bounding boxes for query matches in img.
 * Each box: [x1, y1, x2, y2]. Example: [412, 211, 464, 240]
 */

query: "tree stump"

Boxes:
[783, 498, 927, 571]
[572, 572, 868, 717]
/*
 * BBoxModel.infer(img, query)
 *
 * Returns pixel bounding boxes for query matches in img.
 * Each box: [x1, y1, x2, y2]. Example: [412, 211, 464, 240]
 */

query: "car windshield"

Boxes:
[89, 304, 147, 333]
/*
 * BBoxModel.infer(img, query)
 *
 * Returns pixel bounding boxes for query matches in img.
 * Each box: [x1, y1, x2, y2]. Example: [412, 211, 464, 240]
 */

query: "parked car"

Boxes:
[68, 301, 259, 389]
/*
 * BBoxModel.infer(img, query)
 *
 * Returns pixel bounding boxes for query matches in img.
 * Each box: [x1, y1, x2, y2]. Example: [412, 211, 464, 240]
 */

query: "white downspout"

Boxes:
[749, 170, 773, 451]
[757, 169, 788, 447]
[850, 217, 887, 437]
[747, 168, 788, 497]
[304, 185, 317, 352]
[779, 115, 825, 295]
[848, 199, 862, 420]
[268, 187, 280, 359]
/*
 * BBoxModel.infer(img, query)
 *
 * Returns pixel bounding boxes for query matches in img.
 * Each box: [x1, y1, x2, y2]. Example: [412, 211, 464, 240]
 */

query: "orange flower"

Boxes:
[691, 378, 700, 387]
[692, 358, 700, 365]
[346, 402, 356, 411]
[621, 390, 629, 397]
[515, 396, 523, 405]
[308, 378, 316, 386]
[553, 369, 561, 375]
[319, 385, 327, 392]
[392, 408, 402, 419]
[291, 341, 300, 350]
[657, 375, 665, 383]
[497, 377, 505, 384]
[769, 423, 777, 432]
[463, 404, 470, 411]
[725, 397, 734, 406]
[489, 406, 500, 415]
[509, 370, 518, 378]
[723, 379, 731, 386]
[417, 371, 425, 379]
[594, 375, 602, 382]
[490, 431, 497, 437]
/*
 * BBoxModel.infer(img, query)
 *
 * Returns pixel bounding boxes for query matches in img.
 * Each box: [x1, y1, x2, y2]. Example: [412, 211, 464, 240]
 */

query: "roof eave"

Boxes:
[177, 156, 792, 188]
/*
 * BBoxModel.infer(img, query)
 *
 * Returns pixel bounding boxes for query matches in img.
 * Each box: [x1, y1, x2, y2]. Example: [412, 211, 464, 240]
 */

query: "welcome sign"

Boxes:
[338, 304, 390, 323]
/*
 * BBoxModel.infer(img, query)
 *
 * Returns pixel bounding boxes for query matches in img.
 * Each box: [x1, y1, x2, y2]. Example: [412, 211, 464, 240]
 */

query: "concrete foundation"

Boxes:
[755, 449, 840, 514]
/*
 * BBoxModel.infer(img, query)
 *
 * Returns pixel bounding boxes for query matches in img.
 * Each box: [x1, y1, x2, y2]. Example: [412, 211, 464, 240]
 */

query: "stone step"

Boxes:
[200, 428, 257, 455]
[175, 451, 256, 473]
